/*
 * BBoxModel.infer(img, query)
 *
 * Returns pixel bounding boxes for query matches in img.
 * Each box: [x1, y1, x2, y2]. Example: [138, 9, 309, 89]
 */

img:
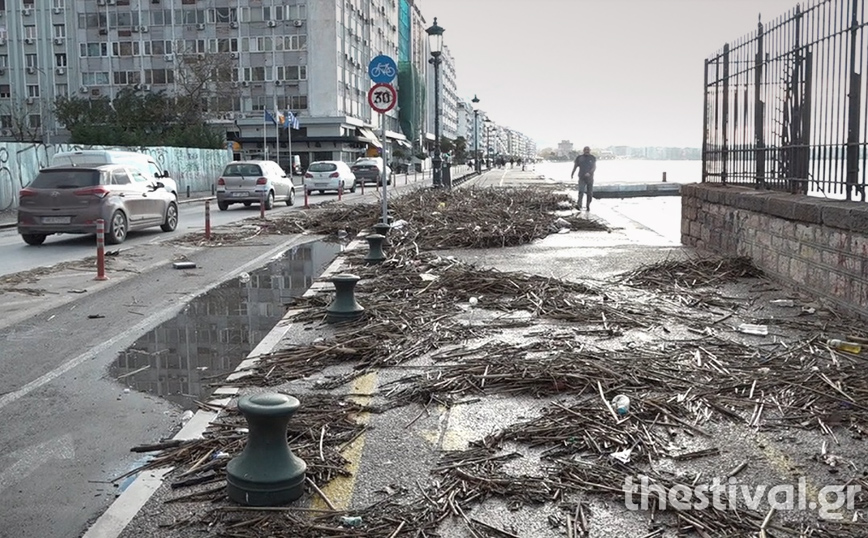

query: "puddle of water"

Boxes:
[109, 239, 343, 410]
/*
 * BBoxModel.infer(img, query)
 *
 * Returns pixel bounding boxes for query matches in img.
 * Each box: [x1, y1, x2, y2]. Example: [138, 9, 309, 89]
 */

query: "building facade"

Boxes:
[0, 0, 535, 170]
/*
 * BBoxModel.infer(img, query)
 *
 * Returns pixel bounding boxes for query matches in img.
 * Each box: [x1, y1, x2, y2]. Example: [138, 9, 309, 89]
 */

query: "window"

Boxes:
[111, 170, 131, 185]
[27, 85, 40, 97]
[25, 54, 37, 68]
[0, 115, 11, 129]
[211, 7, 237, 23]
[24, 26, 37, 39]
[23, 0, 34, 5]
[286, 4, 305, 20]
[82, 72, 109, 85]
[55, 83, 68, 97]
[0, 85, 10, 98]
[81, 42, 108, 57]
[55, 53, 67, 67]
[54, 25, 65, 38]
[290, 95, 307, 110]
[28, 115, 41, 129]
[263, 6, 283, 20]
[53, 0, 65, 7]
[284, 35, 306, 51]
[0, 55, 7, 68]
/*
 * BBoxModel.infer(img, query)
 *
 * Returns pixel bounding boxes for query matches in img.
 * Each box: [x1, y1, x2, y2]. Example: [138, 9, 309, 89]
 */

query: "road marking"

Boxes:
[310, 372, 378, 511]
[0, 434, 75, 493]
[0, 237, 308, 414]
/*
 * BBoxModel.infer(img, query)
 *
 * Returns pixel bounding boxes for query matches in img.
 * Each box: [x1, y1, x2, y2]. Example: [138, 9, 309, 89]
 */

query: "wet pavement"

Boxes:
[85, 168, 868, 538]
[110, 240, 344, 410]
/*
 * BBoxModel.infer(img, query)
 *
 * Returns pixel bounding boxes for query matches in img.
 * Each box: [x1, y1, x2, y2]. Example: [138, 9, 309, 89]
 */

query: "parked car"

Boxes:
[215, 160, 296, 211]
[351, 157, 392, 186]
[303, 161, 356, 194]
[50, 149, 178, 199]
[17, 164, 179, 246]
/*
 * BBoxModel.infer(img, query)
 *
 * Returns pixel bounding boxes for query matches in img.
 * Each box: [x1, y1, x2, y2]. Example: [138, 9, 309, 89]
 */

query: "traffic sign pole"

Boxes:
[367, 55, 397, 225]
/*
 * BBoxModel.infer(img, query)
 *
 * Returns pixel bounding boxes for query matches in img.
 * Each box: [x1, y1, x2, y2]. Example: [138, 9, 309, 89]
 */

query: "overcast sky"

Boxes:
[426, 0, 803, 150]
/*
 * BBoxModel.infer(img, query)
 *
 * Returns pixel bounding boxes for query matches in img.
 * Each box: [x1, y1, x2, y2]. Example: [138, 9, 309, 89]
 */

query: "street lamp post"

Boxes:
[483, 118, 493, 169]
[471, 94, 480, 174]
[426, 18, 444, 188]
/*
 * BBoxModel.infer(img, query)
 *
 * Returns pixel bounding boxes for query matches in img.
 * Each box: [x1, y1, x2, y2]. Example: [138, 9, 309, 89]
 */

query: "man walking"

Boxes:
[570, 146, 597, 210]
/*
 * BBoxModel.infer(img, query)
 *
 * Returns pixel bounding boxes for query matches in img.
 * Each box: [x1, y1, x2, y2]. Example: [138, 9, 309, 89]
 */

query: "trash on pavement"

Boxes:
[610, 447, 633, 464]
[173, 261, 197, 269]
[769, 299, 795, 307]
[611, 395, 630, 415]
[737, 323, 768, 336]
[339, 516, 363, 527]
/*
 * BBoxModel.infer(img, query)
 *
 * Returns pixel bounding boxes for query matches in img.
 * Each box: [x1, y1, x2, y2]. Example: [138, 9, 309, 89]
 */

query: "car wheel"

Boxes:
[21, 233, 47, 246]
[349, 180, 356, 193]
[318, 190, 325, 195]
[387, 178, 392, 186]
[107, 210, 128, 244]
[243, 201, 252, 207]
[218, 201, 229, 211]
[264, 191, 275, 210]
[287, 188, 295, 206]
[161, 202, 178, 232]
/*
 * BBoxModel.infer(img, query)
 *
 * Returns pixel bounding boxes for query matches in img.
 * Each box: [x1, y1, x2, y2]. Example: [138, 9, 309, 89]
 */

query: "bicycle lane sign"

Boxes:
[368, 54, 397, 84]
[368, 83, 397, 114]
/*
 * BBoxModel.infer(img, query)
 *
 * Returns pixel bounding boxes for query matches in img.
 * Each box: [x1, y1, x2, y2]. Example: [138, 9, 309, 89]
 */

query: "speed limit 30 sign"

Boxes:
[368, 83, 397, 113]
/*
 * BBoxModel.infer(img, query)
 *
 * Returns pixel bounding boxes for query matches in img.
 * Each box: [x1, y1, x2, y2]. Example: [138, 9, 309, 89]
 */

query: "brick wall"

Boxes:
[681, 183, 868, 318]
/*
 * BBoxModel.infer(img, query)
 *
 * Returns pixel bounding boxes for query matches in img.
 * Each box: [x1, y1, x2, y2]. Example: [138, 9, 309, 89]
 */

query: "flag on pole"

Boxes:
[264, 109, 277, 125]
[284, 110, 300, 130]
[274, 108, 285, 127]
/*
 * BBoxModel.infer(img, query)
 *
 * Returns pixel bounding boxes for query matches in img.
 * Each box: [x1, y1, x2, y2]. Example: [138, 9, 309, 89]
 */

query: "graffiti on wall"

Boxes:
[0, 142, 228, 211]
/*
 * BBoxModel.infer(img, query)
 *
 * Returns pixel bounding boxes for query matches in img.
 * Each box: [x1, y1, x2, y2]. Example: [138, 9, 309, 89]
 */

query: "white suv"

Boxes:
[215, 160, 296, 210]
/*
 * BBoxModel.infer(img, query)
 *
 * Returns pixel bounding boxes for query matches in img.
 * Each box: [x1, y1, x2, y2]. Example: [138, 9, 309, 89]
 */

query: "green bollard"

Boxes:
[226, 393, 307, 506]
[372, 222, 392, 248]
[326, 274, 364, 322]
[365, 234, 387, 264]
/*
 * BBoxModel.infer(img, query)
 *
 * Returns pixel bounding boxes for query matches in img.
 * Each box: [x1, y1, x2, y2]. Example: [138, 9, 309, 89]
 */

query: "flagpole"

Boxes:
[262, 109, 267, 160]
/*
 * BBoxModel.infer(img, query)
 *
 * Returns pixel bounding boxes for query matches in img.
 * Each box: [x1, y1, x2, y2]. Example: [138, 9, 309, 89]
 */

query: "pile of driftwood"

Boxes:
[126, 187, 868, 537]
[177, 187, 607, 249]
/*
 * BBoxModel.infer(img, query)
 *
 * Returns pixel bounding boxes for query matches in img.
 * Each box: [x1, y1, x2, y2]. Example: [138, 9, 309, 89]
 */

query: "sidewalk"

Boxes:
[76, 167, 868, 538]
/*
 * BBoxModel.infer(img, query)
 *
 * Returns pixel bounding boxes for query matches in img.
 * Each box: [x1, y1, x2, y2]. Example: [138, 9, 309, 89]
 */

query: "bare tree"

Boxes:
[174, 51, 240, 123]
[0, 98, 46, 142]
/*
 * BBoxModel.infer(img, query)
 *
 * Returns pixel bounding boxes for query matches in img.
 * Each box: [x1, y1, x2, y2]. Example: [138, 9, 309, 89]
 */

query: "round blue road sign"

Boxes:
[368, 55, 397, 84]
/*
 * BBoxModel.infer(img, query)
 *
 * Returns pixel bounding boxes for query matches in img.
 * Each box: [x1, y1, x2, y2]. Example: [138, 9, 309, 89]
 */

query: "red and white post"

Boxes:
[204, 200, 211, 240]
[95, 219, 108, 281]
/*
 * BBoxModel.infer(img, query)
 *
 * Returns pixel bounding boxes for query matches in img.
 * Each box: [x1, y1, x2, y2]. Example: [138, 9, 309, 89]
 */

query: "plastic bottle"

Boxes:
[828, 339, 862, 354]
[769, 299, 795, 307]
[611, 395, 630, 415]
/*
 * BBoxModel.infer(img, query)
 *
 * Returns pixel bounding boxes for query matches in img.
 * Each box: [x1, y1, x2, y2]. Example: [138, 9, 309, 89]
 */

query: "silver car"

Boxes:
[17, 164, 179, 245]
[303, 161, 357, 194]
[215, 160, 296, 211]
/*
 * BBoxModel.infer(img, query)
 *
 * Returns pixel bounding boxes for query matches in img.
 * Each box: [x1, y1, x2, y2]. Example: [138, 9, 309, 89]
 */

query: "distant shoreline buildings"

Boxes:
[548, 140, 701, 161]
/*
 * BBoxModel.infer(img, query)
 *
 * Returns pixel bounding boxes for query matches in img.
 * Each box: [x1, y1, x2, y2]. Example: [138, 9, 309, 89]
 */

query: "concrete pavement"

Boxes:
[9, 165, 858, 537]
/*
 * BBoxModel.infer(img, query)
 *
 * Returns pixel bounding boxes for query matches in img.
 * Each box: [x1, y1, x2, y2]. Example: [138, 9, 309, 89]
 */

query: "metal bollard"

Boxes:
[364, 234, 386, 264]
[204, 200, 211, 240]
[338, 182, 343, 201]
[372, 222, 391, 248]
[95, 219, 108, 281]
[361, 179, 365, 195]
[304, 188, 309, 208]
[662, 171, 667, 183]
[226, 393, 307, 506]
[186, 184, 191, 198]
[260, 192, 266, 219]
[211, 183, 216, 196]
[326, 274, 364, 323]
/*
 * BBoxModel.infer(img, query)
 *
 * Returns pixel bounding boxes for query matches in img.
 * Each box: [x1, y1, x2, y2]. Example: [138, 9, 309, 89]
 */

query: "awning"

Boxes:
[358, 127, 382, 148]
[395, 139, 412, 148]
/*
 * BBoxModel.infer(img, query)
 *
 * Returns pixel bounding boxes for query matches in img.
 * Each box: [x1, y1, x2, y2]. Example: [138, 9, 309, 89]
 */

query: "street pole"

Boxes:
[431, 57, 442, 187]
[471, 94, 480, 175]
[426, 18, 445, 189]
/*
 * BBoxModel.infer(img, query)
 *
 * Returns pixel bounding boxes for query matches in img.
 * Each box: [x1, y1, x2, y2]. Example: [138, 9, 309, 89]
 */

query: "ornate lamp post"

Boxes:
[426, 18, 444, 188]
[483, 118, 493, 169]
[471, 94, 480, 174]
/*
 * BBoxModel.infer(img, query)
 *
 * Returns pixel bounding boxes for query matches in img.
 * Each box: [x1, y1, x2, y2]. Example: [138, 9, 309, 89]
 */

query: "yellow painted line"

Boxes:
[310, 372, 378, 511]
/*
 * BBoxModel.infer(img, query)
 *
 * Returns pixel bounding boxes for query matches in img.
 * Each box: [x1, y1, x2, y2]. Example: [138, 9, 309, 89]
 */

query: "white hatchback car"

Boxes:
[303, 161, 356, 195]
[215, 160, 296, 211]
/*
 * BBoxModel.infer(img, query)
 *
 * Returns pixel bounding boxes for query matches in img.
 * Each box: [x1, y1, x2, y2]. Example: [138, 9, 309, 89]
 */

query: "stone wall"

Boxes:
[681, 183, 868, 318]
[0, 142, 231, 212]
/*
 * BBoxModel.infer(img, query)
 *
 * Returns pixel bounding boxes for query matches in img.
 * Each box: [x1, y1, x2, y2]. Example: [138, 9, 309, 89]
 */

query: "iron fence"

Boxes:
[703, 0, 868, 201]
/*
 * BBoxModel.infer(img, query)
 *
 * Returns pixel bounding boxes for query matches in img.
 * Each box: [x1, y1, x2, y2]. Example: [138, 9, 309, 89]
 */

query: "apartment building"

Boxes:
[0, 0, 535, 168]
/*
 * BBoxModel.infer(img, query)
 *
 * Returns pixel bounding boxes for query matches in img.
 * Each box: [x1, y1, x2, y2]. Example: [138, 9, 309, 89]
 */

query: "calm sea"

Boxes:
[534, 160, 701, 185]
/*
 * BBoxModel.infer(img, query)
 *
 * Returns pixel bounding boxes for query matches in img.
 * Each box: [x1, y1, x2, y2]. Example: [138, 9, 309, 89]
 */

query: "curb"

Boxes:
[81, 232, 369, 538]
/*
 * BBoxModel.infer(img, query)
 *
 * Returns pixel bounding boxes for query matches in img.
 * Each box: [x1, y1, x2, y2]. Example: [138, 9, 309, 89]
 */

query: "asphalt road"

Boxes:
[0, 172, 436, 538]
